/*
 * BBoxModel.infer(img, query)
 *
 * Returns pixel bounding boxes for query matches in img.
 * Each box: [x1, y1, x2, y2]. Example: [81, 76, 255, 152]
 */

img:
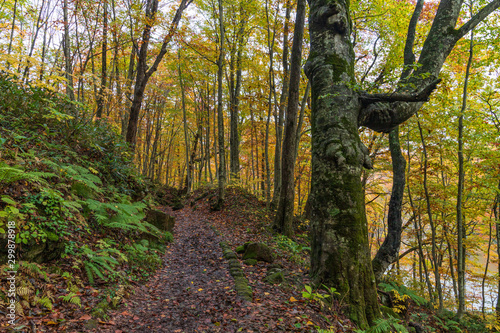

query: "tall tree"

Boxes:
[213, 0, 226, 210]
[96, 0, 108, 118]
[372, 0, 424, 281]
[457, 28, 474, 319]
[125, 0, 192, 148]
[273, 0, 306, 236]
[305, 0, 500, 328]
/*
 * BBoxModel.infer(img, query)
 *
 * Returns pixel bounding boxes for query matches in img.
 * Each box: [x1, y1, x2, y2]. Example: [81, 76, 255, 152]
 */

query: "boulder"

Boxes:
[0, 231, 65, 265]
[144, 209, 175, 233]
[243, 259, 258, 266]
[242, 242, 274, 263]
[264, 271, 284, 284]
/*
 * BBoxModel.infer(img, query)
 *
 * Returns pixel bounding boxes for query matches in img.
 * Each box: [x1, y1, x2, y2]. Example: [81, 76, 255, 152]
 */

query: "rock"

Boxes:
[84, 319, 99, 330]
[243, 259, 258, 266]
[0, 231, 65, 265]
[242, 242, 274, 263]
[144, 209, 175, 233]
[235, 245, 245, 254]
[224, 250, 237, 260]
[267, 263, 283, 270]
[264, 271, 284, 284]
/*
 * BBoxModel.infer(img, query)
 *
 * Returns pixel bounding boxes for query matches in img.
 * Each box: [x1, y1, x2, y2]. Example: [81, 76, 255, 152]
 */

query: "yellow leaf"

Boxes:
[198, 288, 203, 291]
[290, 296, 298, 302]
[306, 321, 314, 325]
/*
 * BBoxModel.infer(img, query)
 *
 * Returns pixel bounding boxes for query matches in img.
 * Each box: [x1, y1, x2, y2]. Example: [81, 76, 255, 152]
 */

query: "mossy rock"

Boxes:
[264, 271, 284, 284]
[228, 258, 240, 268]
[243, 259, 258, 266]
[267, 263, 283, 270]
[229, 269, 245, 277]
[235, 245, 245, 254]
[242, 242, 274, 263]
[234, 276, 253, 301]
[144, 209, 175, 233]
[84, 319, 99, 330]
[224, 250, 237, 260]
[0, 232, 65, 265]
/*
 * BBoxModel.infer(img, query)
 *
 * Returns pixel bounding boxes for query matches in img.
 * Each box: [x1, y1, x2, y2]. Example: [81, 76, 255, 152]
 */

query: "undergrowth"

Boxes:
[0, 74, 170, 326]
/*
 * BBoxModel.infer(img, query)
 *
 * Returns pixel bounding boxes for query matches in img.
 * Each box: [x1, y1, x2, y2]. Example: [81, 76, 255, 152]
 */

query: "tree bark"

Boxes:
[271, 0, 292, 208]
[372, 127, 406, 281]
[305, 0, 500, 327]
[213, 0, 226, 210]
[273, 0, 306, 237]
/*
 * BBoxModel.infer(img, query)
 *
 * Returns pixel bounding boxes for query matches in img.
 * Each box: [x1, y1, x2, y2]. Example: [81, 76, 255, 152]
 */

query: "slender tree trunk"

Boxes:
[456, 29, 473, 320]
[7, 0, 18, 67]
[418, 118, 443, 311]
[482, 220, 493, 319]
[63, 0, 75, 101]
[96, 0, 108, 118]
[178, 60, 191, 193]
[494, 182, 500, 320]
[273, 0, 306, 237]
[229, 17, 244, 180]
[372, 127, 406, 281]
[272, 0, 291, 208]
[126, 0, 191, 148]
[213, 0, 225, 210]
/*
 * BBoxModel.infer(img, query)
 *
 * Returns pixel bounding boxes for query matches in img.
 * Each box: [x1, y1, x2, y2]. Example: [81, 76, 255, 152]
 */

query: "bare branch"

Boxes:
[455, 0, 500, 41]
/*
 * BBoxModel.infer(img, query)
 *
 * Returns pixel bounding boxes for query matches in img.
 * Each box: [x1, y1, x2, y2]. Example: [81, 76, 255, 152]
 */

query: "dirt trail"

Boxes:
[104, 208, 245, 333]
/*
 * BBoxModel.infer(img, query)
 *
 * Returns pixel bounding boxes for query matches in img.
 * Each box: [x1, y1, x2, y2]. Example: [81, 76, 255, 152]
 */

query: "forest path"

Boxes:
[103, 207, 245, 332]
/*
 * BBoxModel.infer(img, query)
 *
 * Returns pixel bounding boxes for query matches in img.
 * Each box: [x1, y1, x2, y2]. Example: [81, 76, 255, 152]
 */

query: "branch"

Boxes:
[145, 0, 193, 80]
[455, 0, 500, 41]
[359, 78, 441, 105]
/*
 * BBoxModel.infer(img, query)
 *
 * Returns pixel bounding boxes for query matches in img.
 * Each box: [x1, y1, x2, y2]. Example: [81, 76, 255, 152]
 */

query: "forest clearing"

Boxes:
[1, 0, 500, 331]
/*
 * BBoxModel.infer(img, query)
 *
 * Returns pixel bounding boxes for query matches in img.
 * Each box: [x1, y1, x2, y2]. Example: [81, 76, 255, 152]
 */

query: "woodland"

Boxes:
[1, 0, 500, 332]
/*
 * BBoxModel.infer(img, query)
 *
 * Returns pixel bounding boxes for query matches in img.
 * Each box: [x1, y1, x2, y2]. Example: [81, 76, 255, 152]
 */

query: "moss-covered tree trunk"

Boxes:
[305, 1, 378, 327]
[305, 0, 500, 328]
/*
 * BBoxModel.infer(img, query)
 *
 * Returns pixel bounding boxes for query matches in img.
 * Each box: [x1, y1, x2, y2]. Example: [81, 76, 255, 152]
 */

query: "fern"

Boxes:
[0, 162, 55, 185]
[36, 296, 53, 310]
[21, 261, 49, 281]
[59, 292, 81, 307]
[379, 282, 427, 306]
[355, 317, 409, 333]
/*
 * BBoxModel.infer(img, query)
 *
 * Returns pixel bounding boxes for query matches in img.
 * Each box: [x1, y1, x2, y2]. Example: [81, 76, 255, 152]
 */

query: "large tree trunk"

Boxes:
[305, 0, 499, 328]
[305, 2, 379, 327]
[273, 0, 306, 237]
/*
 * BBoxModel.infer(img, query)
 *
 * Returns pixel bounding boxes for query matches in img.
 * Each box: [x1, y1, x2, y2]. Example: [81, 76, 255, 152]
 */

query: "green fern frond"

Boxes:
[37, 296, 53, 310]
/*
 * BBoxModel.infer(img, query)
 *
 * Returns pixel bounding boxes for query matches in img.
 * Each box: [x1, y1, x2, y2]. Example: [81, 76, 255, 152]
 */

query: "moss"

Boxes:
[235, 245, 245, 254]
[46, 231, 59, 242]
[325, 53, 352, 82]
[224, 250, 237, 260]
[243, 259, 257, 266]
[264, 271, 284, 285]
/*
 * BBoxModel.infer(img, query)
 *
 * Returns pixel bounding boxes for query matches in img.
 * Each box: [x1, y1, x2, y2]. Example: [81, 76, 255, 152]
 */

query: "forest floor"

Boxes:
[84, 190, 353, 333]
